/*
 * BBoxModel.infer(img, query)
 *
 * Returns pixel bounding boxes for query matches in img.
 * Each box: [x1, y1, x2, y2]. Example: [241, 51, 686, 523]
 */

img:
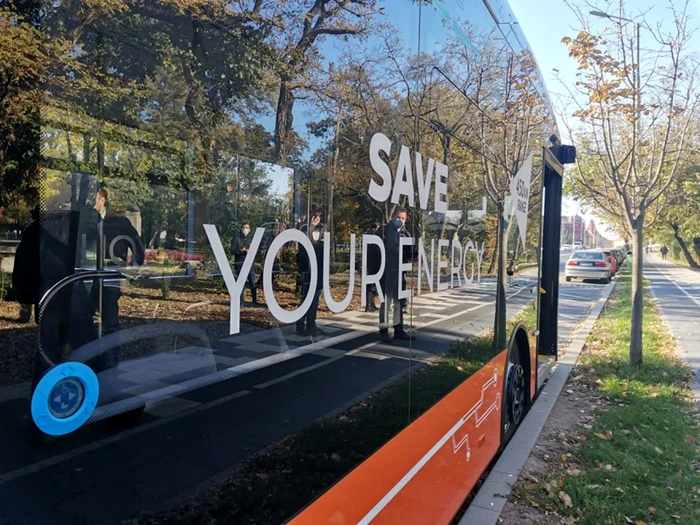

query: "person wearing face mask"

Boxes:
[295, 207, 326, 336]
[231, 221, 258, 306]
[375, 207, 414, 343]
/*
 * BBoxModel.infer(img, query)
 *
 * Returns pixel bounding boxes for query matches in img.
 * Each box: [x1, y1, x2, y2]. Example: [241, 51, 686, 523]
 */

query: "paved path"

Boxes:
[645, 254, 700, 392]
[0, 256, 605, 525]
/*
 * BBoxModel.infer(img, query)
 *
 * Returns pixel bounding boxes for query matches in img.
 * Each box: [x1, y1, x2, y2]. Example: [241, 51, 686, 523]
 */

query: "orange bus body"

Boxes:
[290, 350, 512, 525]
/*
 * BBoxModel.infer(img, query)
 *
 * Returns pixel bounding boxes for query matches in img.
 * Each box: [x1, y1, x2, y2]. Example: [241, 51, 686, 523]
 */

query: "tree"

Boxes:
[560, 0, 700, 365]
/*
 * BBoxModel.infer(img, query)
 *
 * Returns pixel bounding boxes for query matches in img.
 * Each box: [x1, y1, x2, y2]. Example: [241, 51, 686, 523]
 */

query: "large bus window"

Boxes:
[0, 0, 561, 524]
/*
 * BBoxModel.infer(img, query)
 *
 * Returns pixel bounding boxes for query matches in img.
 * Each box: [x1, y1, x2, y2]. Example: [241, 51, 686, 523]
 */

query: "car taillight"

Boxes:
[567, 260, 577, 266]
[594, 262, 607, 267]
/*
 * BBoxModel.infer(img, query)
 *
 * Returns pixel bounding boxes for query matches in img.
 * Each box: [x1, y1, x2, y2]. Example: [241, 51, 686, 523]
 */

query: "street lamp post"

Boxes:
[590, 10, 641, 185]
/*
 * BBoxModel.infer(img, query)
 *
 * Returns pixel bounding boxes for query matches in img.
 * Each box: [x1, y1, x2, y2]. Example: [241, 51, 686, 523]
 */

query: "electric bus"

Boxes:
[0, 0, 572, 523]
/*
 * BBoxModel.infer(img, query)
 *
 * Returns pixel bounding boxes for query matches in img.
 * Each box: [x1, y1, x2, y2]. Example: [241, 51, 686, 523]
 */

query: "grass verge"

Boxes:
[130, 302, 537, 525]
[517, 274, 700, 525]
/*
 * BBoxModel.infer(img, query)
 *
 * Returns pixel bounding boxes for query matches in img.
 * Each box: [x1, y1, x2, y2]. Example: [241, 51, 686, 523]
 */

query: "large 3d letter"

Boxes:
[418, 238, 434, 295]
[264, 229, 317, 324]
[415, 152, 435, 211]
[434, 161, 449, 213]
[324, 233, 356, 313]
[390, 145, 415, 207]
[451, 238, 463, 288]
[204, 225, 264, 335]
[362, 234, 385, 307]
[399, 237, 414, 300]
[437, 239, 450, 291]
[368, 133, 393, 203]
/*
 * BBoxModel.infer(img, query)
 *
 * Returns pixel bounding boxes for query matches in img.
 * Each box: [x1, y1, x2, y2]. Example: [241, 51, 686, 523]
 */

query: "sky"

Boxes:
[509, 0, 700, 239]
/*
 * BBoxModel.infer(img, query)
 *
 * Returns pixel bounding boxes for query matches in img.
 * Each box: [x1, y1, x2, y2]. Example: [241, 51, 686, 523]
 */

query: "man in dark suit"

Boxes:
[296, 207, 325, 336]
[370, 207, 415, 343]
[90, 187, 144, 369]
[231, 220, 258, 305]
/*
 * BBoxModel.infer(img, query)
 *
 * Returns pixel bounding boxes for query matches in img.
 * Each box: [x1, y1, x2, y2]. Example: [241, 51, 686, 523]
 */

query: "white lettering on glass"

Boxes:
[204, 225, 264, 335]
[263, 229, 317, 324]
[368, 133, 393, 203]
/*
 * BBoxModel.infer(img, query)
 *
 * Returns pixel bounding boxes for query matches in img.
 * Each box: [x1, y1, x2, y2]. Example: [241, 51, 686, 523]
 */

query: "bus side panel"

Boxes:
[289, 351, 508, 525]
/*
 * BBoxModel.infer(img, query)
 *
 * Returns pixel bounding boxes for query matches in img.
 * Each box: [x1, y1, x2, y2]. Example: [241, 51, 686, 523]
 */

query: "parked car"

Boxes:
[560, 244, 572, 252]
[565, 250, 612, 284]
[601, 249, 618, 275]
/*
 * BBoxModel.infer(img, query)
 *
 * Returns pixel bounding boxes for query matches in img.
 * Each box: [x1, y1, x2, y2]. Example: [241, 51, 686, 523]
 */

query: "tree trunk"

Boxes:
[670, 223, 698, 268]
[493, 203, 507, 354]
[487, 228, 499, 276]
[629, 223, 644, 366]
[692, 237, 700, 260]
[274, 78, 294, 164]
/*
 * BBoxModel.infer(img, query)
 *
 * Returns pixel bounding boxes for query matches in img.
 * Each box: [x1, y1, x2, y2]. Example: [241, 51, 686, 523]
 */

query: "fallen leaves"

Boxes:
[558, 490, 573, 508]
[593, 430, 613, 440]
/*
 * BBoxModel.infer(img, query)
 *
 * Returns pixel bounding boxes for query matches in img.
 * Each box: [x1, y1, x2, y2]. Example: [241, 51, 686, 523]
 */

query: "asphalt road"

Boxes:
[0, 255, 606, 525]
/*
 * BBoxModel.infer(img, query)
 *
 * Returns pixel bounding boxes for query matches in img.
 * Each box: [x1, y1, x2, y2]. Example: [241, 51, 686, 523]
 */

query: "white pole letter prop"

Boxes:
[434, 161, 449, 213]
[390, 145, 415, 208]
[323, 233, 356, 313]
[361, 234, 385, 307]
[417, 238, 434, 295]
[437, 239, 450, 291]
[204, 225, 264, 335]
[368, 133, 393, 203]
[415, 152, 434, 211]
[263, 229, 317, 324]
[463, 239, 475, 285]
[398, 237, 414, 300]
[509, 152, 534, 249]
[451, 238, 463, 288]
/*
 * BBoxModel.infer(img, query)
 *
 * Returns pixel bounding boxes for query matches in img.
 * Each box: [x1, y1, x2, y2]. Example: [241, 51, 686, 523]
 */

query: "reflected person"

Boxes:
[231, 220, 259, 306]
[88, 188, 145, 370]
[373, 207, 413, 343]
[296, 207, 325, 337]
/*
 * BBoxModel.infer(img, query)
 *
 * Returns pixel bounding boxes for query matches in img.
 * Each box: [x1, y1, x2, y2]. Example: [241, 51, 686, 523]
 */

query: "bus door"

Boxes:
[537, 146, 566, 388]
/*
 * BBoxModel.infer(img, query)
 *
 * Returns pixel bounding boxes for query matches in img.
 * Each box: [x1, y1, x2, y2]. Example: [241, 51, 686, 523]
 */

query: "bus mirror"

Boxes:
[552, 144, 576, 165]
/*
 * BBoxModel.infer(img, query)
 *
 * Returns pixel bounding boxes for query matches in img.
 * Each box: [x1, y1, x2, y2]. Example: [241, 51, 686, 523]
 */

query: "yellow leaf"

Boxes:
[561, 454, 569, 462]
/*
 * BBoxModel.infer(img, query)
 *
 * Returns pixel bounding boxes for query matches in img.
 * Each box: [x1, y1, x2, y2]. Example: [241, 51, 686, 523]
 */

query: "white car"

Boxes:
[565, 250, 611, 283]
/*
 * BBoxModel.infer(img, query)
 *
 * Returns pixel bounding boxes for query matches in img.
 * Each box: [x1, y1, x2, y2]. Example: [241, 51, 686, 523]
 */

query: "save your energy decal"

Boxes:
[203, 132, 492, 336]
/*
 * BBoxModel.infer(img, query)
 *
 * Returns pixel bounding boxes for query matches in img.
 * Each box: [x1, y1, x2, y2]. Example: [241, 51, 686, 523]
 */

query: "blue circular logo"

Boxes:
[48, 378, 85, 419]
[31, 362, 99, 436]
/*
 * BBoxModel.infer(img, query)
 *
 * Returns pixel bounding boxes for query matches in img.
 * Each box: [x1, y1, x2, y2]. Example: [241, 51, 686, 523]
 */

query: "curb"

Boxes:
[459, 280, 616, 524]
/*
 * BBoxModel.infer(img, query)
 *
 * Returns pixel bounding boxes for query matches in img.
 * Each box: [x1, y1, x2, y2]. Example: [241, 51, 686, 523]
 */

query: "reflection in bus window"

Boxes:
[0, 1, 565, 524]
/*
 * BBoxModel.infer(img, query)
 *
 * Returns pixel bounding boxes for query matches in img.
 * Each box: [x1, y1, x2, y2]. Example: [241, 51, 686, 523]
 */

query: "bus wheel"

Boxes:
[503, 344, 528, 443]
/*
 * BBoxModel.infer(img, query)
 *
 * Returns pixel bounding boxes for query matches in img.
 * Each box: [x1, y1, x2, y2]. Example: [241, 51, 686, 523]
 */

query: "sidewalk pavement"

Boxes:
[646, 253, 700, 403]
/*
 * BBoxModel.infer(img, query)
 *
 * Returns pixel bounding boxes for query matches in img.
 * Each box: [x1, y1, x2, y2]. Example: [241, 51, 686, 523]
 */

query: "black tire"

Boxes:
[565, 276, 572, 282]
[601, 276, 610, 284]
[502, 342, 529, 444]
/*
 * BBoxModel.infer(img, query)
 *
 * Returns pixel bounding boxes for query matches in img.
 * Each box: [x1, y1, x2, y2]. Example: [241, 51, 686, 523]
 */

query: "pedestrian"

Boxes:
[661, 245, 668, 260]
[89, 187, 144, 370]
[296, 207, 325, 337]
[231, 221, 259, 306]
[372, 207, 413, 343]
[10, 205, 40, 323]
